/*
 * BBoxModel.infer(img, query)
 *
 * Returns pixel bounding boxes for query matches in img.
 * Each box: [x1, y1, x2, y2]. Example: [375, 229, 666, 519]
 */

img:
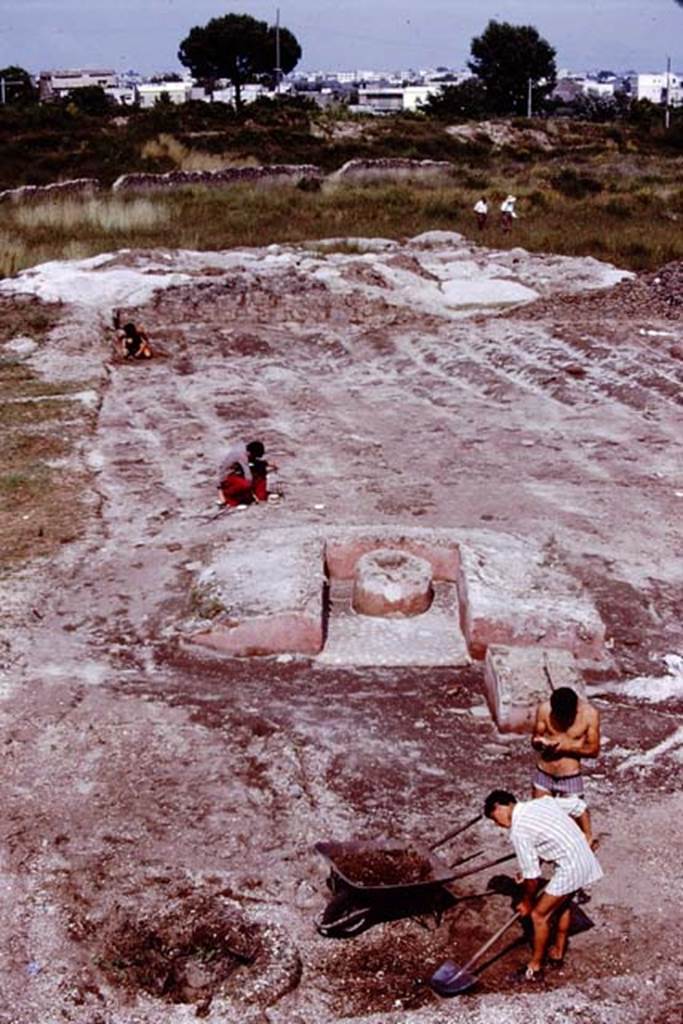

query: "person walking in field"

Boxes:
[473, 197, 489, 230]
[500, 194, 517, 232]
[484, 789, 603, 981]
[531, 686, 601, 848]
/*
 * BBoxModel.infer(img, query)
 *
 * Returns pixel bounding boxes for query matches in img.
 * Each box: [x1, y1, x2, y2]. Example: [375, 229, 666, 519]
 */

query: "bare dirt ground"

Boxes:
[0, 233, 681, 1024]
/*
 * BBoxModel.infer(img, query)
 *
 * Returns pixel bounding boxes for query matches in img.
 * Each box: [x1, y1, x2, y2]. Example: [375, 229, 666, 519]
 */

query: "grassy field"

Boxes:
[1, 109, 682, 275]
[1, 157, 682, 277]
[0, 300, 91, 570]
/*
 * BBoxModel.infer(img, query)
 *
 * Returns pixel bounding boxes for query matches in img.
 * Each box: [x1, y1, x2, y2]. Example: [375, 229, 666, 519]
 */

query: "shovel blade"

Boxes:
[568, 902, 595, 936]
[429, 959, 477, 997]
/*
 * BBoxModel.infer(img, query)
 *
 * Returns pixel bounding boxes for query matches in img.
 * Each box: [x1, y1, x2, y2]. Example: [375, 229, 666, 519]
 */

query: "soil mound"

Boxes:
[96, 895, 259, 1015]
[516, 258, 683, 323]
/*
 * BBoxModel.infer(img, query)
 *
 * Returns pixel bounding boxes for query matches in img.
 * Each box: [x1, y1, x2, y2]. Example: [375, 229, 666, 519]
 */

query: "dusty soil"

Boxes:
[0, 234, 681, 1024]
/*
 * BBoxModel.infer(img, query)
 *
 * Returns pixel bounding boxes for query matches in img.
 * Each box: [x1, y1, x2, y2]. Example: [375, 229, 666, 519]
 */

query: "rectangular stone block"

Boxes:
[189, 533, 325, 657]
[325, 527, 461, 581]
[484, 645, 586, 733]
[318, 580, 469, 667]
[457, 534, 605, 661]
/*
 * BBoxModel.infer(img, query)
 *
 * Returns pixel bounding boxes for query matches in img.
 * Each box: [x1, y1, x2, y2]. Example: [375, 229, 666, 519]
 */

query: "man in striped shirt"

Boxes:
[484, 789, 603, 979]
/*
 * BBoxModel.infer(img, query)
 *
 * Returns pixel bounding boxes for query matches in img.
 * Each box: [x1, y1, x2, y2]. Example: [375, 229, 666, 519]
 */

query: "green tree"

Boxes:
[178, 13, 302, 109]
[66, 85, 111, 116]
[570, 91, 630, 123]
[422, 78, 488, 120]
[468, 20, 557, 116]
[0, 66, 37, 105]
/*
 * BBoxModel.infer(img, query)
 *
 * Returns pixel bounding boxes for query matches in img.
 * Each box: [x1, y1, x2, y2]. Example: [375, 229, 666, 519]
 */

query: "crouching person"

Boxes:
[217, 439, 273, 507]
[120, 322, 152, 360]
[484, 789, 603, 981]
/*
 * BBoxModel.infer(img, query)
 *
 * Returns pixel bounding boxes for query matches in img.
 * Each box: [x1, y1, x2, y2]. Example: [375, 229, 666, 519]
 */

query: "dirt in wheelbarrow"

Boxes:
[332, 847, 435, 887]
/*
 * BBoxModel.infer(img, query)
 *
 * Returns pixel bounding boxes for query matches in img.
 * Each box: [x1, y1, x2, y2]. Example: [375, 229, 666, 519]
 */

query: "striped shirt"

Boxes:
[510, 797, 603, 897]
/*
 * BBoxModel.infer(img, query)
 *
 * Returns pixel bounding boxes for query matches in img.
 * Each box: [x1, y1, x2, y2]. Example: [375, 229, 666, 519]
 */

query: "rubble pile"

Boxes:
[515, 259, 683, 323]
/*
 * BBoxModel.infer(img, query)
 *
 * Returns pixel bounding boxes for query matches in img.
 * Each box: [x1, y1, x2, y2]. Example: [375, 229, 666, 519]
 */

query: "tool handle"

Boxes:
[460, 910, 521, 974]
[429, 813, 483, 852]
[449, 848, 485, 868]
[446, 851, 516, 881]
[543, 652, 555, 690]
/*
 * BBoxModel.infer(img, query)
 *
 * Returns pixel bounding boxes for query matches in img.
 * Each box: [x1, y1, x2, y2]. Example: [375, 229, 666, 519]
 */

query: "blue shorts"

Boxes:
[532, 765, 585, 798]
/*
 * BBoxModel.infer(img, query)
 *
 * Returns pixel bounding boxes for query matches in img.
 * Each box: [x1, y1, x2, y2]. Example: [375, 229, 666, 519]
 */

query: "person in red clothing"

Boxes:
[217, 440, 277, 507]
[249, 450, 279, 503]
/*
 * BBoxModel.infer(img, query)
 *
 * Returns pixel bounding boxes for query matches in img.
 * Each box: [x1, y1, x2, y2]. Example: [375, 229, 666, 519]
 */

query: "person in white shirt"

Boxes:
[473, 197, 488, 230]
[484, 789, 603, 980]
[500, 195, 517, 232]
[216, 440, 268, 507]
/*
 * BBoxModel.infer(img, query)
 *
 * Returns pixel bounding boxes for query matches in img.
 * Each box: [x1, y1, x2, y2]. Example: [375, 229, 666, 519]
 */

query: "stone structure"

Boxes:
[186, 525, 606, 667]
[352, 548, 433, 618]
[190, 534, 325, 657]
[0, 178, 101, 205]
[112, 165, 322, 194]
[484, 644, 587, 733]
[326, 158, 455, 186]
[457, 534, 605, 661]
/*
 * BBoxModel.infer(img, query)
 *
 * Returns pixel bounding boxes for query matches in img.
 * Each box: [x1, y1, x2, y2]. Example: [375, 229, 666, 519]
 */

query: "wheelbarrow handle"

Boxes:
[429, 813, 483, 852]
[445, 851, 517, 882]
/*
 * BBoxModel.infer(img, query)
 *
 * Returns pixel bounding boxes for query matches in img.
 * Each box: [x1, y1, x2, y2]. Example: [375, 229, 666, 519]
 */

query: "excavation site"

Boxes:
[0, 231, 681, 1024]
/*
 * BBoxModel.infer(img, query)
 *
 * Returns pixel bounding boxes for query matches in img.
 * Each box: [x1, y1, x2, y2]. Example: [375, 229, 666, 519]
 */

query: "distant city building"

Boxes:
[39, 68, 117, 100]
[136, 81, 192, 108]
[355, 83, 442, 114]
[582, 80, 615, 97]
[106, 86, 136, 106]
[628, 71, 682, 106]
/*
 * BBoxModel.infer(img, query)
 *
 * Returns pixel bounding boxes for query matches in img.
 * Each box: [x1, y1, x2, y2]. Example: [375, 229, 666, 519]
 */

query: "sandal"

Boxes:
[510, 964, 544, 984]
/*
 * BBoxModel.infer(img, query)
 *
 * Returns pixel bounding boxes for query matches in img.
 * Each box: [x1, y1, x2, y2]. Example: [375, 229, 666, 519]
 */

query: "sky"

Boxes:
[0, 0, 681, 75]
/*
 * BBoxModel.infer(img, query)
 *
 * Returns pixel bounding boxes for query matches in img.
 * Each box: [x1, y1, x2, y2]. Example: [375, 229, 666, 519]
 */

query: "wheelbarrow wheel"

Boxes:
[317, 889, 375, 938]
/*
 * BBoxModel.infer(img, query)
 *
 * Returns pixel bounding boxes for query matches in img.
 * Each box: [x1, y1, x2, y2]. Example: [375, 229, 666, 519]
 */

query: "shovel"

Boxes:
[430, 909, 522, 996]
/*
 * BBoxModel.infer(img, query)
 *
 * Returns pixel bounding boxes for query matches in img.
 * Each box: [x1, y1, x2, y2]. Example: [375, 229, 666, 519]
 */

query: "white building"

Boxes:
[404, 84, 442, 111]
[356, 83, 442, 114]
[629, 72, 682, 106]
[136, 81, 192, 108]
[106, 86, 136, 106]
[580, 79, 615, 98]
[39, 68, 117, 100]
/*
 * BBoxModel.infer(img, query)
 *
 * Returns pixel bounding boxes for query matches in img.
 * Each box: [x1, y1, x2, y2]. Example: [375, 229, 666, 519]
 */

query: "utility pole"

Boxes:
[275, 7, 282, 95]
[664, 55, 671, 130]
[0, 77, 25, 104]
[527, 77, 533, 117]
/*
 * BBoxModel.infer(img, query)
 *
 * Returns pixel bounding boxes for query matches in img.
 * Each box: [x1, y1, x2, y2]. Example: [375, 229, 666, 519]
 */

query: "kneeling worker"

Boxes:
[484, 789, 603, 981]
[217, 439, 274, 507]
[118, 321, 153, 360]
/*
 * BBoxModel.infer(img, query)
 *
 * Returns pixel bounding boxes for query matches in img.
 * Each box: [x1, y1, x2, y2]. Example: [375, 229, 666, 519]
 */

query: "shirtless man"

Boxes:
[531, 687, 600, 848]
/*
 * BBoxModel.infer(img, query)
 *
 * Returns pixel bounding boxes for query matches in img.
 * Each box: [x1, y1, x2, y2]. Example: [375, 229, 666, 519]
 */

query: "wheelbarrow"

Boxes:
[315, 814, 515, 938]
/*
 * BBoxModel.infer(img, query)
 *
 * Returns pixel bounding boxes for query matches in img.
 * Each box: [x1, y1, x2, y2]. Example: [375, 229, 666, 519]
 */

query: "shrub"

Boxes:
[603, 198, 630, 218]
[550, 167, 603, 198]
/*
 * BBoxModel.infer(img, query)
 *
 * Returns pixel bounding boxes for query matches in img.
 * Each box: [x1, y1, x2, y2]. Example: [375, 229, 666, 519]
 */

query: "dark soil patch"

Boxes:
[329, 845, 435, 887]
[570, 556, 683, 678]
[96, 896, 260, 1014]
[0, 294, 62, 344]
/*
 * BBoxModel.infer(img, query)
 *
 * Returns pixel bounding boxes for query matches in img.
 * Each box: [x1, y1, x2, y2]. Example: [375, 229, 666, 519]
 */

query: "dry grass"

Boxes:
[0, 306, 91, 571]
[141, 133, 261, 172]
[1, 160, 681, 276]
[14, 197, 170, 233]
